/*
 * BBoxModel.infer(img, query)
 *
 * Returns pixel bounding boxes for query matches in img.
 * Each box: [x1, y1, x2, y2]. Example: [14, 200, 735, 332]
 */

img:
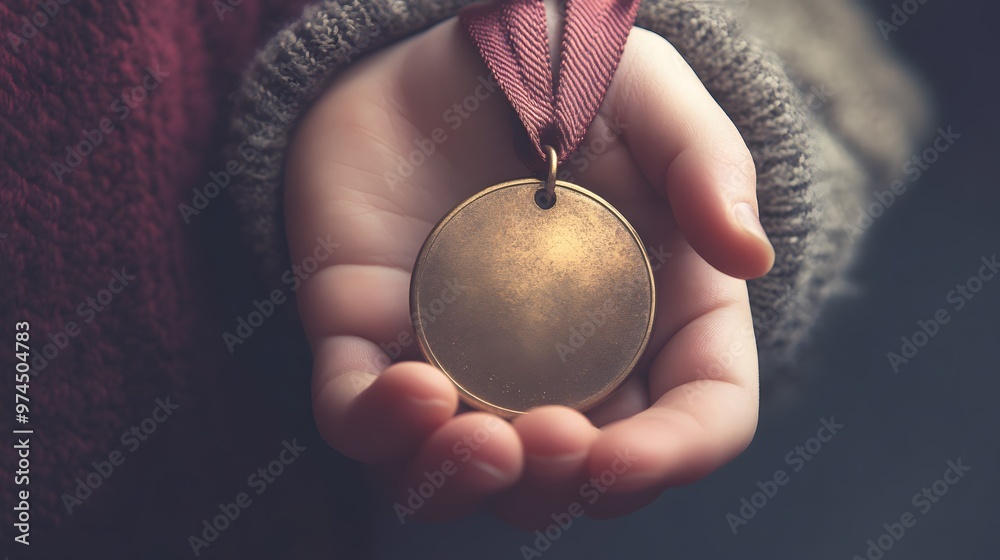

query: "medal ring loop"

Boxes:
[535, 145, 559, 209]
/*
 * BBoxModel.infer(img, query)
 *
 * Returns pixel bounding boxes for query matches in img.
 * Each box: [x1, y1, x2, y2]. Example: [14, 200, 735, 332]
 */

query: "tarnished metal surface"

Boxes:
[411, 179, 655, 416]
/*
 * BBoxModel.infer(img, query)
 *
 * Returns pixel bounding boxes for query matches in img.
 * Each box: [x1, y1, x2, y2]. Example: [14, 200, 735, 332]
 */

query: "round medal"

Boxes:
[411, 0, 650, 416]
[410, 170, 654, 416]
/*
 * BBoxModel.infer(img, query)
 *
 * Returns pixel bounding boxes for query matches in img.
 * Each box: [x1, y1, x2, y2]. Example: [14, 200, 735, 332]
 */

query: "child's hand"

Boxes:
[285, 15, 773, 526]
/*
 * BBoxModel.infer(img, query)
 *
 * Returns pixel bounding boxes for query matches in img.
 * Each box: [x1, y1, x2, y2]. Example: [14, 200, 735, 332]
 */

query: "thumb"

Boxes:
[610, 29, 774, 279]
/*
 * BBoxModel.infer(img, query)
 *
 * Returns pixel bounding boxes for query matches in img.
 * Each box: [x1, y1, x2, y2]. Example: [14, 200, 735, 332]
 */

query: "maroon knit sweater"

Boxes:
[2, 1, 372, 557]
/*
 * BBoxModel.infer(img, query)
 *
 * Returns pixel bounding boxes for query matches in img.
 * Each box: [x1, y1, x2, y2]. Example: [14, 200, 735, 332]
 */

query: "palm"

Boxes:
[287, 17, 772, 525]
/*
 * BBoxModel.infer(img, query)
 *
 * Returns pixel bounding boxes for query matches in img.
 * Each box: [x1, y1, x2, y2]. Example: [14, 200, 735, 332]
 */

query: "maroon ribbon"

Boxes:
[460, 0, 640, 171]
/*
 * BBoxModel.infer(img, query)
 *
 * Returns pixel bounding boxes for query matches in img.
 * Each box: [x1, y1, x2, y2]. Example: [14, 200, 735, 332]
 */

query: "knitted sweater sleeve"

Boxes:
[223, 0, 931, 393]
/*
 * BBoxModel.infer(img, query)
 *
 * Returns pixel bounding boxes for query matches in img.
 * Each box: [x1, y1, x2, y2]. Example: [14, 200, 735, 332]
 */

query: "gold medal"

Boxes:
[411, 148, 654, 416]
[418, 0, 650, 416]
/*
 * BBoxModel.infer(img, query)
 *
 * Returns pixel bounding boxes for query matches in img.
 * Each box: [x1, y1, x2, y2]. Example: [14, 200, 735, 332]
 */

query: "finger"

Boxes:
[585, 374, 649, 428]
[396, 412, 523, 521]
[606, 27, 774, 279]
[493, 406, 600, 529]
[312, 336, 457, 463]
[585, 295, 759, 518]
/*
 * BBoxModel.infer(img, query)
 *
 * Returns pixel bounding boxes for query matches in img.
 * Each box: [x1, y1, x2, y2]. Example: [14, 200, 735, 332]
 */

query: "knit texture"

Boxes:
[2, 0, 377, 556]
[224, 0, 930, 394]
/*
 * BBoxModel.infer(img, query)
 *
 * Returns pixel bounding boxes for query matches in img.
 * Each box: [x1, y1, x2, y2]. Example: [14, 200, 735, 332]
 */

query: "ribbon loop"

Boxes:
[461, 0, 640, 171]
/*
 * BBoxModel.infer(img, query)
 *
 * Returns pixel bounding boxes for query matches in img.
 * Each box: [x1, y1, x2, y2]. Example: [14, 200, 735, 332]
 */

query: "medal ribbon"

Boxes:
[460, 0, 641, 171]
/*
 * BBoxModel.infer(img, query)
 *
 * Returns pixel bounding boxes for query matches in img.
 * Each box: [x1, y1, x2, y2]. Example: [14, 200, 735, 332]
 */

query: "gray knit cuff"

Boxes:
[224, 0, 904, 391]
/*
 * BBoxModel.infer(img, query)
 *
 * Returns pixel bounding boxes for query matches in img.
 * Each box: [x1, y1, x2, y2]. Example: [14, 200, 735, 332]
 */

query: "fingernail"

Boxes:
[468, 458, 514, 482]
[526, 451, 588, 464]
[406, 395, 453, 410]
[734, 202, 772, 247]
[608, 470, 662, 492]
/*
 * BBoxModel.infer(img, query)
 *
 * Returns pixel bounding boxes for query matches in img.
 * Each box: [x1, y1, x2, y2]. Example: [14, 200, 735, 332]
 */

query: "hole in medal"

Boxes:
[535, 187, 556, 209]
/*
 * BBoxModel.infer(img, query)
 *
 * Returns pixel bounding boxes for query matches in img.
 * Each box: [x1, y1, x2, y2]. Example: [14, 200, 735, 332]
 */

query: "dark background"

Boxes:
[372, 1, 1000, 558]
[7, 0, 995, 558]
